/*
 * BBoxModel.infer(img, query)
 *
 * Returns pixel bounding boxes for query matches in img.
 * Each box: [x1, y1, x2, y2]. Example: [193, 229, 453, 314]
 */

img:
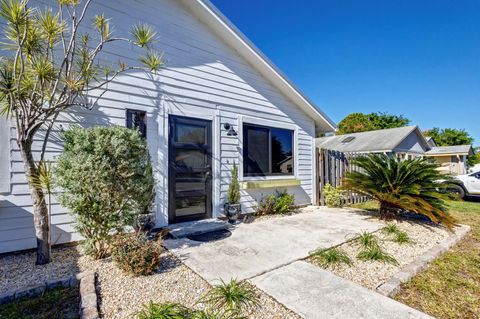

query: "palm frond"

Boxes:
[131, 23, 157, 48]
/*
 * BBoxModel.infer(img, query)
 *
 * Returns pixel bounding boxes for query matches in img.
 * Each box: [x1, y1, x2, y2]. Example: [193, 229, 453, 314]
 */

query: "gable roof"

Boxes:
[425, 145, 474, 156]
[315, 126, 427, 153]
[179, 0, 336, 133]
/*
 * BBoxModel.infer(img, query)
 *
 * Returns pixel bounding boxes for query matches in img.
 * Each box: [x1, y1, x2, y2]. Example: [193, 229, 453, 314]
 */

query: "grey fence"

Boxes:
[315, 148, 370, 206]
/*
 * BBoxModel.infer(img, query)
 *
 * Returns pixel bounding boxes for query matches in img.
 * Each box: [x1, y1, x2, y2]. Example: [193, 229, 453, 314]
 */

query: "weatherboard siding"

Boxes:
[0, 0, 317, 253]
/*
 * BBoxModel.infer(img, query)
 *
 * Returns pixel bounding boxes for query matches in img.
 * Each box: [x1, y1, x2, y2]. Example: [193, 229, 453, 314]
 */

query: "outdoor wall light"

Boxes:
[224, 123, 238, 136]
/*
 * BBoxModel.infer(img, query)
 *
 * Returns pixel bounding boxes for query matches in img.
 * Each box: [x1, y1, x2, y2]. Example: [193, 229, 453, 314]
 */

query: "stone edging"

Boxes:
[79, 272, 100, 319]
[376, 224, 471, 297]
[0, 271, 92, 305]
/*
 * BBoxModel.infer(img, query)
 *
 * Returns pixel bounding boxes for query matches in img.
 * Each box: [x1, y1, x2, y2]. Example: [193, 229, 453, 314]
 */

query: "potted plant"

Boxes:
[225, 163, 241, 223]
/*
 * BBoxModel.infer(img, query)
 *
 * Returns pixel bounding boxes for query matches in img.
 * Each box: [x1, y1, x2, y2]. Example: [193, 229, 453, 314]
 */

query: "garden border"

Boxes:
[79, 272, 100, 319]
[376, 224, 471, 296]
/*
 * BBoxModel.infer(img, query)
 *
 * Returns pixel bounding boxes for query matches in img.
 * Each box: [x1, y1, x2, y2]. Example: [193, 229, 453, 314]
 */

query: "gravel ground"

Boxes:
[0, 246, 298, 319]
[308, 217, 452, 290]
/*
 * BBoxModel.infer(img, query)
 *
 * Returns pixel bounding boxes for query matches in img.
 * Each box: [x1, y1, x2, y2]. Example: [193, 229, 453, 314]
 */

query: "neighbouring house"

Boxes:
[424, 145, 475, 175]
[0, 0, 335, 253]
[315, 126, 430, 159]
[316, 126, 475, 175]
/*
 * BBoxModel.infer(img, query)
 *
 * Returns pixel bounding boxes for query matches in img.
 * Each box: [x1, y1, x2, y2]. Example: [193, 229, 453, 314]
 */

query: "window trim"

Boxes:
[239, 116, 298, 181]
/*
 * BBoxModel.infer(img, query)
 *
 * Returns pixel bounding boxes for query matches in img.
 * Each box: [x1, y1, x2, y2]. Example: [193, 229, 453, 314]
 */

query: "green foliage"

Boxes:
[310, 247, 352, 269]
[112, 233, 163, 276]
[337, 112, 410, 135]
[227, 163, 240, 204]
[54, 126, 155, 259]
[254, 190, 295, 216]
[342, 154, 455, 229]
[383, 224, 411, 244]
[423, 128, 474, 147]
[323, 183, 344, 207]
[351, 231, 379, 249]
[357, 245, 398, 265]
[393, 231, 410, 244]
[467, 148, 480, 168]
[383, 224, 400, 235]
[138, 302, 191, 319]
[202, 279, 258, 315]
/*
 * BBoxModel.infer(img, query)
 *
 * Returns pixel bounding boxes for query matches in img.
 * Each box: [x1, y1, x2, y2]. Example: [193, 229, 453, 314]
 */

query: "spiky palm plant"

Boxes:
[342, 154, 455, 229]
[201, 279, 258, 315]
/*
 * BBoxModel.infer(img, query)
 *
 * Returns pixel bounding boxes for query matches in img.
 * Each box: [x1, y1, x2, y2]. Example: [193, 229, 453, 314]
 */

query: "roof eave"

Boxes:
[180, 0, 336, 132]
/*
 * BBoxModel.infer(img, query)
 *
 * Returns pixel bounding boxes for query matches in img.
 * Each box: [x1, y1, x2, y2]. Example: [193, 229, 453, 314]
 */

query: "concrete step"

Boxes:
[165, 219, 232, 239]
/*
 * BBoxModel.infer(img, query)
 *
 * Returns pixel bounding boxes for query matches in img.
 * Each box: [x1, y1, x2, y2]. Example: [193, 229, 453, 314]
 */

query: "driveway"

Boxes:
[164, 206, 382, 282]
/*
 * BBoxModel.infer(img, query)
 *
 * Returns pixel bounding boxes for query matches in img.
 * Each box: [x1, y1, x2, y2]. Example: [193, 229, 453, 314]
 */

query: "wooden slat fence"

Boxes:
[316, 148, 370, 206]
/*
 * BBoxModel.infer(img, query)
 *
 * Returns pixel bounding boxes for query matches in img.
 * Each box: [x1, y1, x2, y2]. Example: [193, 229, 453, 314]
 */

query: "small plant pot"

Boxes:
[136, 213, 156, 232]
[224, 203, 241, 223]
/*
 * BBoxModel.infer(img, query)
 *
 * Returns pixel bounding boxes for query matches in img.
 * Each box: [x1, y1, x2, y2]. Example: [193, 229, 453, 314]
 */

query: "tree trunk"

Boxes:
[379, 201, 399, 220]
[19, 139, 51, 265]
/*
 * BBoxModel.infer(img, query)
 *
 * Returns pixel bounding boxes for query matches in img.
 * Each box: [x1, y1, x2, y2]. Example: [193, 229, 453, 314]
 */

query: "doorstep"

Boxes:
[164, 219, 232, 239]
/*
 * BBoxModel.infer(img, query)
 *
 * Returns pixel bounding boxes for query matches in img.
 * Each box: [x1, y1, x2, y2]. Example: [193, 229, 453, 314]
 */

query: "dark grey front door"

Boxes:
[168, 115, 212, 223]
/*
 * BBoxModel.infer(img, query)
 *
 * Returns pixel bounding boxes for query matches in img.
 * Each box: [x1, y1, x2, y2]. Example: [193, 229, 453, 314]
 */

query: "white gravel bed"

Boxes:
[0, 246, 298, 318]
[308, 218, 451, 290]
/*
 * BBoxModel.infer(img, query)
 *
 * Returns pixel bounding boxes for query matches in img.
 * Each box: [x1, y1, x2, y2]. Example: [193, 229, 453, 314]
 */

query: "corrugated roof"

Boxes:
[315, 126, 420, 153]
[425, 145, 474, 156]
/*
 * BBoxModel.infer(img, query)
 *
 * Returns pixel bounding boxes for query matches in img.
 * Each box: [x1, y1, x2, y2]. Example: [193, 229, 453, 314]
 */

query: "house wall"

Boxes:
[0, 0, 319, 253]
[430, 155, 467, 175]
[0, 118, 10, 193]
[395, 131, 428, 156]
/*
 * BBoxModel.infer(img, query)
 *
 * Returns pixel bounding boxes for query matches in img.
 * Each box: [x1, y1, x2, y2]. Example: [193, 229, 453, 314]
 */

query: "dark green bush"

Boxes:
[112, 233, 163, 276]
[54, 126, 155, 259]
[255, 190, 295, 216]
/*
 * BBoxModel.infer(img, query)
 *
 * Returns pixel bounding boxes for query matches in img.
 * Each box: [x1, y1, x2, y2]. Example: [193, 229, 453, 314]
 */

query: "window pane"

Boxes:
[126, 109, 147, 138]
[176, 124, 205, 144]
[244, 125, 269, 175]
[271, 128, 293, 174]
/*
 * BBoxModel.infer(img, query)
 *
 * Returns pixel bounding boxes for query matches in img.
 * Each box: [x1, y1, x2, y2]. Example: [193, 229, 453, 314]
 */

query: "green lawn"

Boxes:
[0, 286, 80, 319]
[352, 199, 480, 318]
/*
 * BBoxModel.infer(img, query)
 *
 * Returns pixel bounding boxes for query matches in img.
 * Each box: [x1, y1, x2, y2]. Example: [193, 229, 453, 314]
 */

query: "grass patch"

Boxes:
[201, 278, 258, 314]
[383, 223, 400, 235]
[357, 245, 398, 265]
[393, 230, 411, 244]
[0, 286, 79, 319]
[351, 231, 379, 249]
[353, 200, 480, 318]
[310, 247, 352, 269]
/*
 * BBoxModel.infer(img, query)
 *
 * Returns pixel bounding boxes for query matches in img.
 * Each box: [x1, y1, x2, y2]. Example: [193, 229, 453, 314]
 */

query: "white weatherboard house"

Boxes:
[0, 0, 335, 253]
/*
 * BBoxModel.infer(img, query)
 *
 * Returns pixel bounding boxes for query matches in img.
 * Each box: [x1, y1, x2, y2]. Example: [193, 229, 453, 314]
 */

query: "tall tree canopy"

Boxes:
[423, 128, 474, 146]
[337, 112, 410, 135]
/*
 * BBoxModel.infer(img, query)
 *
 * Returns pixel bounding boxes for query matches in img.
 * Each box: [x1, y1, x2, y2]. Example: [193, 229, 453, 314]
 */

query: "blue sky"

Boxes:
[210, 0, 480, 144]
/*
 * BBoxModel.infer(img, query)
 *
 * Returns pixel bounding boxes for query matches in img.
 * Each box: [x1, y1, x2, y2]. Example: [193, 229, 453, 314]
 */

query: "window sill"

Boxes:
[241, 178, 301, 190]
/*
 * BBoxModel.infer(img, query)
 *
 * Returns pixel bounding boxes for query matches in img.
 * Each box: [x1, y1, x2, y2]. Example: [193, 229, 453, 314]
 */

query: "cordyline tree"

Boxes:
[0, 0, 163, 265]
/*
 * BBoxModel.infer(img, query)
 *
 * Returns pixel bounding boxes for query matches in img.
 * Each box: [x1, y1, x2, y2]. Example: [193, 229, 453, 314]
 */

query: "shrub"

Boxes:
[254, 190, 295, 216]
[55, 126, 155, 259]
[323, 183, 344, 208]
[342, 154, 455, 229]
[201, 279, 258, 314]
[112, 233, 163, 276]
[138, 302, 190, 319]
[227, 163, 240, 205]
[357, 245, 398, 265]
[310, 247, 352, 269]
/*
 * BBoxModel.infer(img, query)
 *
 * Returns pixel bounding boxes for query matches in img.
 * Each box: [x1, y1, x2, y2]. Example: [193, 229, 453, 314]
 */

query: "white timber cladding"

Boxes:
[0, 0, 321, 253]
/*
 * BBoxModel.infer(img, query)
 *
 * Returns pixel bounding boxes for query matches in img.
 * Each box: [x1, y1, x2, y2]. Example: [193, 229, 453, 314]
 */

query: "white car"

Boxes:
[447, 171, 480, 199]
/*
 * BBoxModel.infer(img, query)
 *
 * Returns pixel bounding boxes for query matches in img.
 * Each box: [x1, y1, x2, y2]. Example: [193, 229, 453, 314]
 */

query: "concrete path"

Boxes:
[165, 207, 382, 283]
[251, 261, 432, 319]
